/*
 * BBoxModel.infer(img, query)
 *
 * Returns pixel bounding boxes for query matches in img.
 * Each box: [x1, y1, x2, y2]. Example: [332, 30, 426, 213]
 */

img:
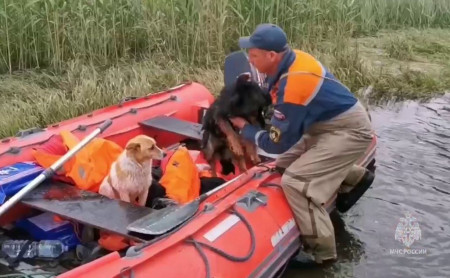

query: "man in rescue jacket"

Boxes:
[230, 23, 375, 265]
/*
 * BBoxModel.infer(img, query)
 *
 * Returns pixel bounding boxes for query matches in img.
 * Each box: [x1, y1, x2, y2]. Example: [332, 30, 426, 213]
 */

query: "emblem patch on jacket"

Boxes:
[269, 126, 281, 143]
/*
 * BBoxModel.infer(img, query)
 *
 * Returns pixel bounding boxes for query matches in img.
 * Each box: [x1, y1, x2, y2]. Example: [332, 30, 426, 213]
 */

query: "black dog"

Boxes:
[201, 74, 271, 176]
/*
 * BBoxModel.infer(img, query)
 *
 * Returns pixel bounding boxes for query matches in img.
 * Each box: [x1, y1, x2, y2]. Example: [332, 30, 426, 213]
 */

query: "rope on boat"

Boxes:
[189, 238, 211, 278]
[135, 168, 269, 253]
[260, 182, 283, 189]
[131, 167, 269, 275]
[119, 266, 135, 278]
[185, 206, 256, 278]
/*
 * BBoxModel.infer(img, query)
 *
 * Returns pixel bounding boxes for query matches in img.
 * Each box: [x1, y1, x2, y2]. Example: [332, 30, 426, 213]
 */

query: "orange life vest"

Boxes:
[32, 130, 123, 192]
[159, 146, 201, 204]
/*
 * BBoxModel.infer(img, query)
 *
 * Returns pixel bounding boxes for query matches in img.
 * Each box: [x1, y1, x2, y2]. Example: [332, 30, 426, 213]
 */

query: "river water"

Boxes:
[284, 93, 450, 278]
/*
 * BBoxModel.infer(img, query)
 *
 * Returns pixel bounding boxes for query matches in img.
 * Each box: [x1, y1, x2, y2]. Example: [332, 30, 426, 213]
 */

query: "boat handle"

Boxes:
[15, 127, 45, 138]
[118, 96, 139, 106]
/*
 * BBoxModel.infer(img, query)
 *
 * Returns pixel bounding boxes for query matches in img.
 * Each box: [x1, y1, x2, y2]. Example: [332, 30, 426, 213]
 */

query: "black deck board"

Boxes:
[139, 115, 203, 140]
[21, 182, 154, 242]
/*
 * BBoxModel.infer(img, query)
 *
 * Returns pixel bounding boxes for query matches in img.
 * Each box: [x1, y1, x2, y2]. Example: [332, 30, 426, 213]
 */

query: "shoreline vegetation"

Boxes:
[1, 0, 450, 138]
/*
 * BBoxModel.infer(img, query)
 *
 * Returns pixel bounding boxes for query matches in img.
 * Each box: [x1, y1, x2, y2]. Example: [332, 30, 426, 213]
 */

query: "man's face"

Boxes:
[247, 48, 278, 75]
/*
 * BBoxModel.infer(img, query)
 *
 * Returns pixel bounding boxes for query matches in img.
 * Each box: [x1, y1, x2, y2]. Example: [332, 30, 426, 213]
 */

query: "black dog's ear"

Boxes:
[236, 72, 251, 84]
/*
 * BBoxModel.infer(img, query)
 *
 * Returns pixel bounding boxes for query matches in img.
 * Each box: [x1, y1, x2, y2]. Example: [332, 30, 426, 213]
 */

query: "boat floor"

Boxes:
[21, 182, 155, 242]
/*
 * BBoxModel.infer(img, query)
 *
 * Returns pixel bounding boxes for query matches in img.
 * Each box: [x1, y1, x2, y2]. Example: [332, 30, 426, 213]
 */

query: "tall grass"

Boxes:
[1, 0, 450, 137]
[1, 0, 449, 73]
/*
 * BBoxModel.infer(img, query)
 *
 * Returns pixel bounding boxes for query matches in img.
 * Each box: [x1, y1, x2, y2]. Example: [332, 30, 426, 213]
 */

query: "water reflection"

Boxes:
[284, 93, 450, 278]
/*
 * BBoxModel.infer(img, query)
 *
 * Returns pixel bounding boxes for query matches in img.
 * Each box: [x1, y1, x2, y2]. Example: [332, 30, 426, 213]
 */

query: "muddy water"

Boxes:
[283, 93, 450, 278]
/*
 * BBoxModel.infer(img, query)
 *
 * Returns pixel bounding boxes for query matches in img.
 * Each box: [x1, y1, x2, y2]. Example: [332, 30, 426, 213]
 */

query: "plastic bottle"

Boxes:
[37, 240, 68, 258]
[1, 239, 68, 258]
[1, 240, 37, 258]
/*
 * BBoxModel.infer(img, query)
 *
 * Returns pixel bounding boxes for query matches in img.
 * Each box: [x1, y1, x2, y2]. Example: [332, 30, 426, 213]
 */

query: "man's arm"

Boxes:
[240, 102, 306, 154]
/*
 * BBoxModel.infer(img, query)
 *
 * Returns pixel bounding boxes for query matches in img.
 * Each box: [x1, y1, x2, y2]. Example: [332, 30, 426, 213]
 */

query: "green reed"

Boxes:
[1, 0, 449, 73]
[1, 0, 449, 137]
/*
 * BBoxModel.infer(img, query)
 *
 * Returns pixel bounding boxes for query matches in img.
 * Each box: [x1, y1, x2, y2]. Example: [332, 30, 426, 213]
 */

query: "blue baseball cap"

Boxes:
[239, 23, 288, 53]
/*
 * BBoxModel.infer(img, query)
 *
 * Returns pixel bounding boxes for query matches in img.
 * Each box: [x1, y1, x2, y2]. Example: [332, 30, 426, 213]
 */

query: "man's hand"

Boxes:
[229, 117, 248, 129]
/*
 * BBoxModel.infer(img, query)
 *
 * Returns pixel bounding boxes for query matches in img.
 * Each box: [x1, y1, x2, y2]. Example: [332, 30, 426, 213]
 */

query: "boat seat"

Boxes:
[21, 182, 154, 242]
[139, 115, 279, 160]
[139, 115, 203, 141]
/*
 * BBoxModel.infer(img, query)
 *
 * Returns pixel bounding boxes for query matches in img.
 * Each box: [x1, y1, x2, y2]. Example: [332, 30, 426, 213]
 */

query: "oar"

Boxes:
[0, 119, 113, 217]
[127, 172, 253, 235]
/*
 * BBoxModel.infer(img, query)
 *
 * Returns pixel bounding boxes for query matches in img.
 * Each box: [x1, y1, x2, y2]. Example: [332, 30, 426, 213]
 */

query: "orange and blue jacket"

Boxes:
[241, 49, 358, 154]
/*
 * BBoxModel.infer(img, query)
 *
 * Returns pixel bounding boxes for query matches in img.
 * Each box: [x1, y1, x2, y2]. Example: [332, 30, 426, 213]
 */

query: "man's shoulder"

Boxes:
[287, 49, 324, 76]
[278, 50, 326, 106]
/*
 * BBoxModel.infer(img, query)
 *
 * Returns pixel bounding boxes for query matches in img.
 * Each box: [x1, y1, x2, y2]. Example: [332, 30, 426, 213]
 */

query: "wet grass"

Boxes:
[353, 28, 450, 101]
[371, 69, 450, 102]
[1, 0, 450, 137]
[384, 38, 414, 60]
[0, 58, 223, 138]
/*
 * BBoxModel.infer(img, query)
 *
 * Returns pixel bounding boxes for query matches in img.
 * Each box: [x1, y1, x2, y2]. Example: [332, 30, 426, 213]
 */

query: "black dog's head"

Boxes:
[202, 74, 271, 138]
[200, 74, 271, 176]
[218, 74, 271, 123]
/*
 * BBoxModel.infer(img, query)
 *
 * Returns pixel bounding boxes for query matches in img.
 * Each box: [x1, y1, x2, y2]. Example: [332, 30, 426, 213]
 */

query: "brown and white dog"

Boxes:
[98, 135, 164, 206]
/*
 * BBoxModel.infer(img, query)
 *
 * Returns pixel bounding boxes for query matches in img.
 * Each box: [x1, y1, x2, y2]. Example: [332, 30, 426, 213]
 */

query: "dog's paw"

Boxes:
[151, 198, 179, 209]
[227, 136, 245, 157]
[251, 155, 261, 165]
[237, 158, 247, 173]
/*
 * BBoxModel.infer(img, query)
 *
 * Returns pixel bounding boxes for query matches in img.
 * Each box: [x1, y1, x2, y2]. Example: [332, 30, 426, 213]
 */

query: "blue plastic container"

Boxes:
[16, 212, 80, 250]
[0, 162, 44, 204]
[0, 162, 80, 250]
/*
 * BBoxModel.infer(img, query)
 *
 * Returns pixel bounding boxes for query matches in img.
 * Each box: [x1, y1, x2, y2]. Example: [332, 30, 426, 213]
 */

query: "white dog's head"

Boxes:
[125, 135, 165, 164]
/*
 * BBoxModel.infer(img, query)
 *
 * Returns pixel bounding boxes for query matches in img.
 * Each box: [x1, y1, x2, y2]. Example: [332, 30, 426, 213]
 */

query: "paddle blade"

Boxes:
[127, 199, 200, 235]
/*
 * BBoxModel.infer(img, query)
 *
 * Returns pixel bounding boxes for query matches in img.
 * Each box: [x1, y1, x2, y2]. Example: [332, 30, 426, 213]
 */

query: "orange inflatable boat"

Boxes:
[0, 81, 377, 278]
